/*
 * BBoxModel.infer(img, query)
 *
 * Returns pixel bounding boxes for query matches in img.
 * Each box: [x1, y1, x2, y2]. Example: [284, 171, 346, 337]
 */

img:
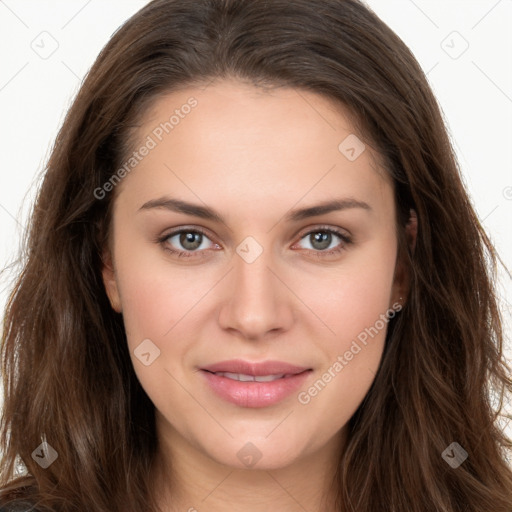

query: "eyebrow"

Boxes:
[138, 196, 372, 223]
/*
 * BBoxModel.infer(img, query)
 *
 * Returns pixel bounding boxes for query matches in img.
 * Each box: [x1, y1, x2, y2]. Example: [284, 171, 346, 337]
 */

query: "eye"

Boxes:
[157, 225, 352, 259]
[293, 226, 352, 256]
[158, 227, 219, 258]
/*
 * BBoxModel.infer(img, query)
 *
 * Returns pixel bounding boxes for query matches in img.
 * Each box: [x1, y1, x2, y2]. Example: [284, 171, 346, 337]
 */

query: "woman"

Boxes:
[1, 0, 511, 511]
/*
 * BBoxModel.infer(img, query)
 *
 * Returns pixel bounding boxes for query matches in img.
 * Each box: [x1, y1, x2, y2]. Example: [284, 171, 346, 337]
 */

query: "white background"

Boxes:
[0, 0, 511, 453]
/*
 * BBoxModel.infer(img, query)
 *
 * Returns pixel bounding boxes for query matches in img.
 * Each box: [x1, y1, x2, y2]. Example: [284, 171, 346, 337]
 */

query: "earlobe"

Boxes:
[101, 249, 122, 313]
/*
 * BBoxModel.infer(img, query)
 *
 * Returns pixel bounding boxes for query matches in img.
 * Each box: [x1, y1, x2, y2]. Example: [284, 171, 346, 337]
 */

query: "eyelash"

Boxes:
[157, 225, 353, 259]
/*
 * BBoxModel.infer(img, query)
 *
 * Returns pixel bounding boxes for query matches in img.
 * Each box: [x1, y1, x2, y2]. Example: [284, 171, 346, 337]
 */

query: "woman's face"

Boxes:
[102, 79, 407, 471]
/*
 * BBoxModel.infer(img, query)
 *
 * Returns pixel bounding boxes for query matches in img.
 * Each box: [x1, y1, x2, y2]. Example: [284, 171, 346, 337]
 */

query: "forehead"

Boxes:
[115, 79, 393, 221]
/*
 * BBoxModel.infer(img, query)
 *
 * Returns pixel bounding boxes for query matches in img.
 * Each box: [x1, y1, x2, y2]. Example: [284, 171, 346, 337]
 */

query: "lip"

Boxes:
[200, 359, 312, 408]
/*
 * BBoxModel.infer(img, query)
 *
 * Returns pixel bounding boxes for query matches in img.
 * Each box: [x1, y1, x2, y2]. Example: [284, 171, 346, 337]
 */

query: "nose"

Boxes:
[217, 242, 294, 341]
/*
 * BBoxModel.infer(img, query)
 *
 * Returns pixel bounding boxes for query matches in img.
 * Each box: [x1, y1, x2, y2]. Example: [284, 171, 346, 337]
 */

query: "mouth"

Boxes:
[199, 359, 313, 408]
[203, 371, 300, 382]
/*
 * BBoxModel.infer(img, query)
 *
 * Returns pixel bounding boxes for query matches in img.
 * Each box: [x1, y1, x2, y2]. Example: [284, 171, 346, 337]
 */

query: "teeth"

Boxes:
[215, 372, 285, 382]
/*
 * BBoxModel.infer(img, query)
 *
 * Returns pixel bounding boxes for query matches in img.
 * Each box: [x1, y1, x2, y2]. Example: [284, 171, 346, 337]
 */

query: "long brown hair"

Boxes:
[1, 0, 511, 510]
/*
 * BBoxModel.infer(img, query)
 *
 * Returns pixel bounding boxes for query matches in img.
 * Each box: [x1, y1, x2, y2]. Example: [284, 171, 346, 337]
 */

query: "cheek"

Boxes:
[116, 270, 173, 346]
[114, 259, 203, 408]
[293, 240, 396, 419]
[114, 243, 216, 344]
[298, 238, 397, 348]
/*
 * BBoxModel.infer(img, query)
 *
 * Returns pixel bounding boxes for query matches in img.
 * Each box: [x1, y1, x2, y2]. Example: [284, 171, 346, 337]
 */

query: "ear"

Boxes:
[101, 248, 122, 313]
[390, 208, 417, 308]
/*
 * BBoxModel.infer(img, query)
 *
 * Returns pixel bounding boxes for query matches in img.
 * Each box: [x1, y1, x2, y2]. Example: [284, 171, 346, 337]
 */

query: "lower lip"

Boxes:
[201, 370, 312, 408]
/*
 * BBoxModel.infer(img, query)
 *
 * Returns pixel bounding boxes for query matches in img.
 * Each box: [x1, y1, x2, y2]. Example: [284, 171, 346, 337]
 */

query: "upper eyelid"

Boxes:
[295, 224, 351, 239]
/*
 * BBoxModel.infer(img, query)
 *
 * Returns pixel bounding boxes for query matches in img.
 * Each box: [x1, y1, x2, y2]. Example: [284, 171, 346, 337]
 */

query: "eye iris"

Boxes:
[311, 232, 331, 250]
[180, 232, 202, 250]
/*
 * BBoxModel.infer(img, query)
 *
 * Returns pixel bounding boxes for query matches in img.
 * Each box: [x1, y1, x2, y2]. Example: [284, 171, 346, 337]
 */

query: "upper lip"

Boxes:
[201, 359, 311, 376]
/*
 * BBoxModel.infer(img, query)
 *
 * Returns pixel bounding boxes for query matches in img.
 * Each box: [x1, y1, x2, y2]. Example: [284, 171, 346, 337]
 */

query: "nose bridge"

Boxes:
[235, 240, 274, 301]
[218, 234, 292, 338]
[233, 235, 278, 311]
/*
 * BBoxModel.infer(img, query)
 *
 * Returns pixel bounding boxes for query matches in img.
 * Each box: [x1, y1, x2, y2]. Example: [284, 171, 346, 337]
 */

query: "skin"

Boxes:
[102, 78, 416, 511]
